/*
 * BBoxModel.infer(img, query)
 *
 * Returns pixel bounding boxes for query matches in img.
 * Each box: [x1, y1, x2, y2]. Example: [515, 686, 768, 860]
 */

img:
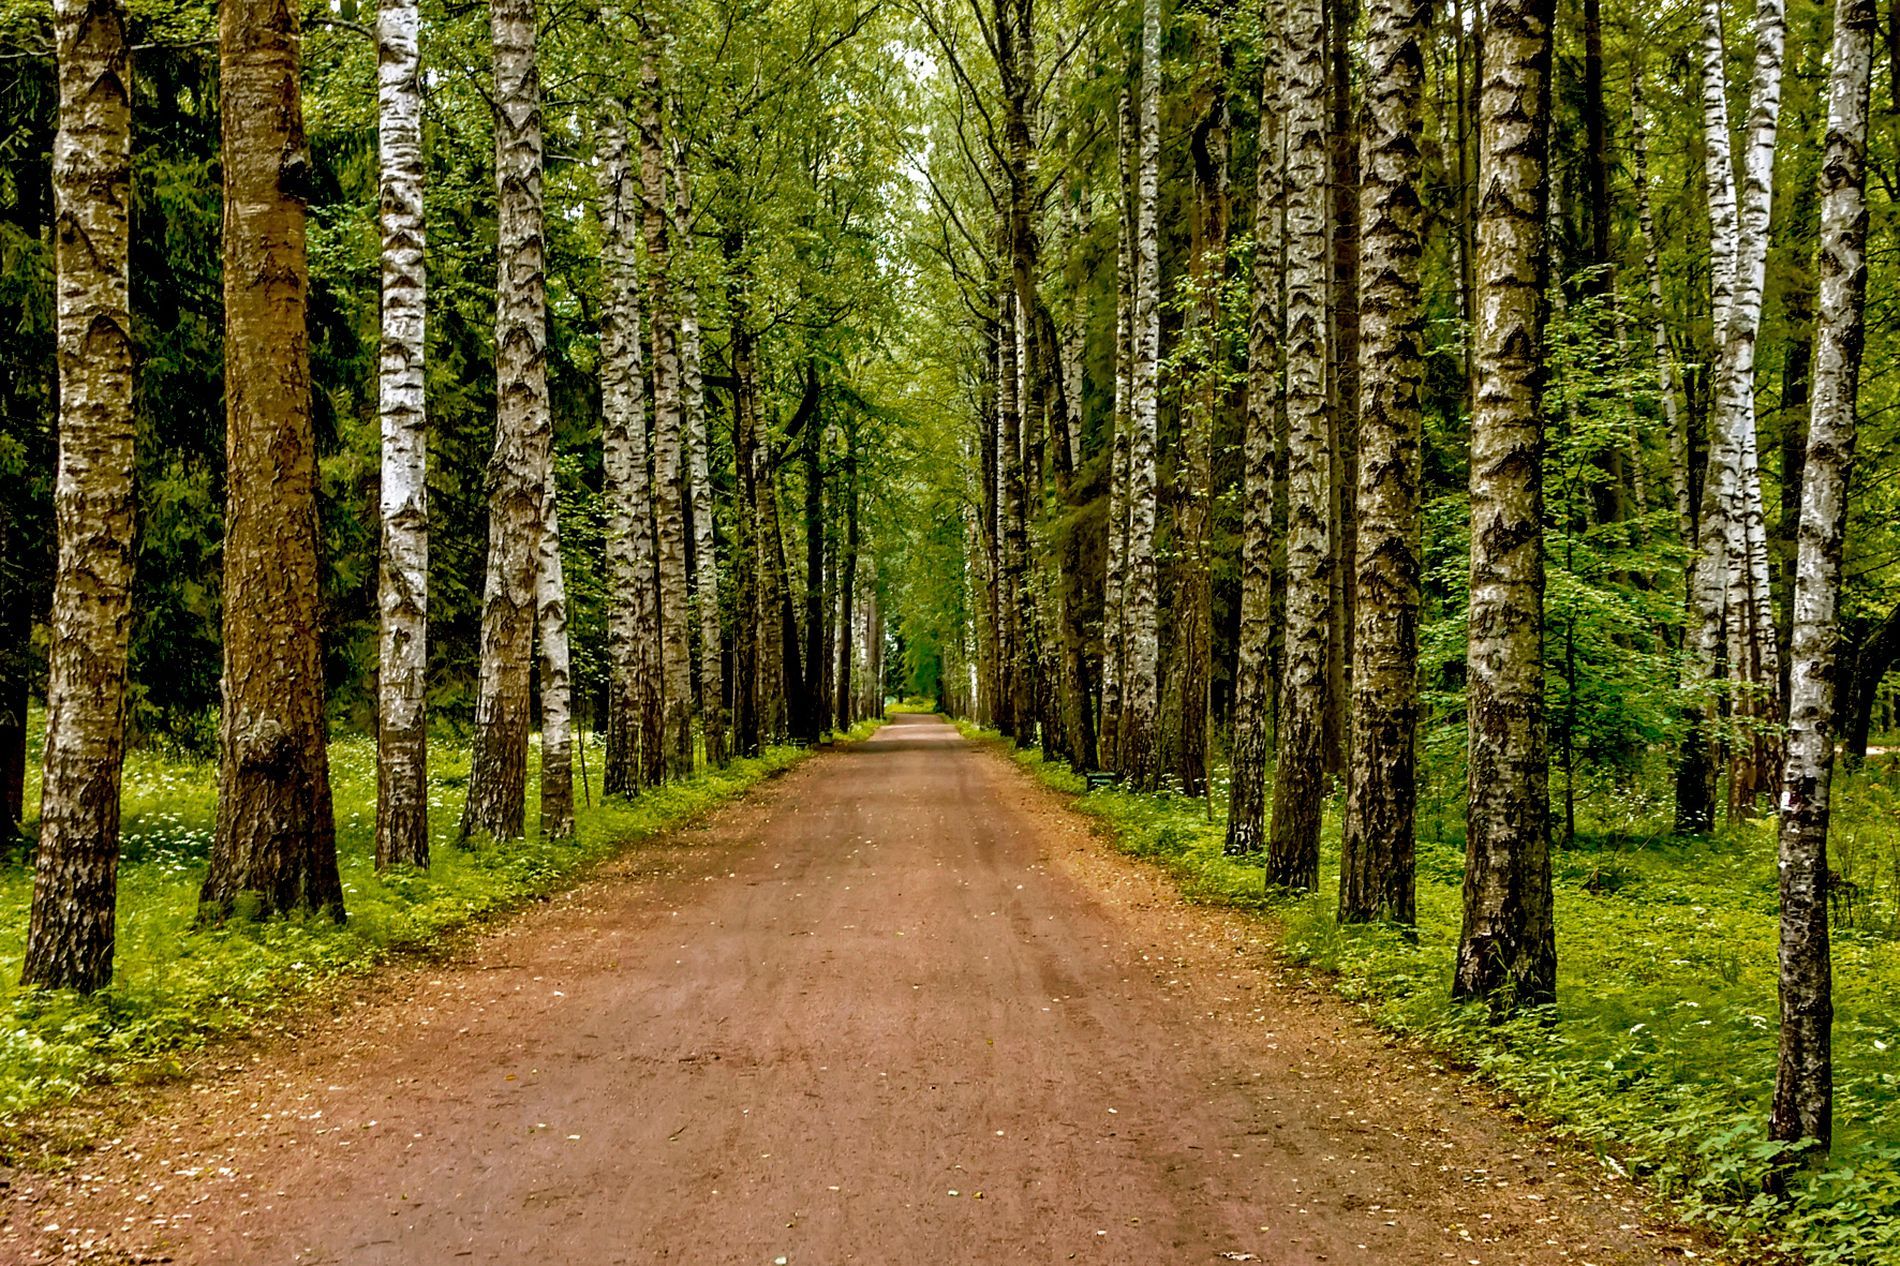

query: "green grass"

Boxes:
[0, 718, 881, 1139]
[961, 722, 1900, 1266]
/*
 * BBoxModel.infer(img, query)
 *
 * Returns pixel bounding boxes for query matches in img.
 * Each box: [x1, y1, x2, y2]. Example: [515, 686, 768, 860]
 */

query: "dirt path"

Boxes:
[3, 715, 1704, 1264]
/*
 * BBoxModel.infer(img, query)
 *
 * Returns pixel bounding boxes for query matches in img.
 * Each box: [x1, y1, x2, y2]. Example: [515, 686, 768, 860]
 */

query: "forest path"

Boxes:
[7, 714, 1695, 1265]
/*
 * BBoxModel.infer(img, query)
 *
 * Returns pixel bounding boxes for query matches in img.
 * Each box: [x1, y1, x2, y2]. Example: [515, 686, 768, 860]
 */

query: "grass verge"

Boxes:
[0, 717, 882, 1141]
[958, 721, 1900, 1266]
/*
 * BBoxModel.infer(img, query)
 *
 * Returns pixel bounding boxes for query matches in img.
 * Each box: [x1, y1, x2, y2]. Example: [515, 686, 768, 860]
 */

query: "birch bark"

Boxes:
[1452, 0, 1556, 1008]
[1339, 0, 1427, 924]
[537, 474, 573, 839]
[1268, 0, 1331, 891]
[598, 104, 658, 795]
[1772, 0, 1872, 1153]
[1226, 7, 1282, 857]
[374, 0, 429, 869]
[1124, 0, 1164, 788]
[637, 25, 694, 778]
[22, 0, 136, 990]
[461, 0, 552, 840]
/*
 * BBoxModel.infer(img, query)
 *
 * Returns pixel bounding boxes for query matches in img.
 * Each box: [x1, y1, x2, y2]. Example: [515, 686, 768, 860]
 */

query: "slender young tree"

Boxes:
[21, 0, 136, 990]
[461, 0, 553, 840]
[1452, 0, 1555, 1008]
[1772, 0, 1874, 1156]
[537, 476, 574, 839]
[201, 0, 344, 919]
[1124, 0, 1163, 787]
[1268, 0, 1330, 892]
[1339, 0, 1427, 925]
[638, 23, 694, 778]
[373, 0, 429, 869]
[1227, 7, 1282, 857]
[598, 103, 658, 795]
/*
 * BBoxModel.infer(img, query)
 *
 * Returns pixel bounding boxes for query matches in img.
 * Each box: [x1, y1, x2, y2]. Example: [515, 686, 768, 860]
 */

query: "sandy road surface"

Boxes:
[4, 714, 1698, 1264]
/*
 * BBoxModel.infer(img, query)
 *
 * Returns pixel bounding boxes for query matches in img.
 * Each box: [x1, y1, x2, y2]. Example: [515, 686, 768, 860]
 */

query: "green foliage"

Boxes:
[966, 723, 1900, 1266]
[0, 730, 816, 1133]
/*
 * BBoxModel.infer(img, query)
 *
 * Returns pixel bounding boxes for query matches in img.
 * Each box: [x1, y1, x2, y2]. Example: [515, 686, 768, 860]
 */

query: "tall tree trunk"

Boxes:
[1101, 89, 1137, 773]
[373, 0, 428, 869]
[1582, 0, 1610, 283]
[730, 267, 763, 755]
[460, 0, 552, 841]
[1124, 0, 1164, 787]
[674, 159, 725, 768]
[1227, 9, 1283, 857]
[1452, 0, 1555, 1009]
[800, 412, 826, 742]
[1178, 10, 1226, 796]
[1772, 0, 1871, 1156]
[599, 104, 658, 794]
[1724, 0, 1789, 817]
[1268, 0, 1330, 892]
[755, 385, 790, 743]
[1325, 0, 1360, 782]
[21, 0, 136, 990]
[1631, 64, 1693, 556]
[997, 286, 1029, 741]
[201, 0, 344, 918]
[1677, 0, 1744, 833]
[1339, 0, 1426, 925]
[835, 416, 860, 731]
[537, 476, 573, 838]
[637, 28, 694, 779]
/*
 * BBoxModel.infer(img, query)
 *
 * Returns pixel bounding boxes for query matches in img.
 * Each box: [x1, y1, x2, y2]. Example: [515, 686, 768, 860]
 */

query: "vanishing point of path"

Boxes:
[7, 715, 1701, 1264]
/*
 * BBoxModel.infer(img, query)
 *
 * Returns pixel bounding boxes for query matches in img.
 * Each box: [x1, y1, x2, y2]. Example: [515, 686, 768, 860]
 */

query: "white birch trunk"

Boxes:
[537, 472, 574, 838]
[374, 0, 429, 869]
[1772, 0, 1872, 1152]
[1123, 0, 1163, 787]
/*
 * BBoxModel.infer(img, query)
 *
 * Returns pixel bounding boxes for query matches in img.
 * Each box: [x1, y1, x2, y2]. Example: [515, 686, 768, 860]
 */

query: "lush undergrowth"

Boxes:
[0, 720, 875, 1137]
[961, 721, 1900, 1266]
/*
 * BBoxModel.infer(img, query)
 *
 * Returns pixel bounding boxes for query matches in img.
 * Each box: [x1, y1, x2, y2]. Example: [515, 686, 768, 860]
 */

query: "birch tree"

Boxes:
[638, 23, 695, 778]
[1339, 0, 1426, 924]
[1176, 8, 1227, 797]
[1773, 0, 1874, 1156]
[537, 477, 574, 839]
[200, 0, 344, 918]
[1123, 0, 1163, 788]
[1098, 93, 1134, 773]
[1268, 0, 1330, 892]
[373, 0, 429, 869]
[599, 103, 659, 795]
[1452, 0, 1556, 1008]
[461, 0, 553, 840]
[1226, 9, 1281, 858]
[21, 0, 136, 990]
[676, 160, 726, 766]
